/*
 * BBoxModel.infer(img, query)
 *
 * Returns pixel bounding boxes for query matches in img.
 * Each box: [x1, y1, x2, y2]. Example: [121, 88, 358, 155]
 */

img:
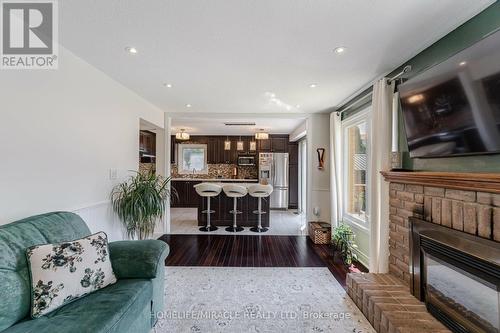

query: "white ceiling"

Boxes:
[60, 0, 493, 117]
[171, 114, 306, 135]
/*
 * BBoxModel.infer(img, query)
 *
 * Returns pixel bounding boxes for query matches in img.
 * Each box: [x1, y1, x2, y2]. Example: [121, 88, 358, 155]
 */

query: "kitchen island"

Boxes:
[170, 179, 269, 228]
[196, 182, 270, 228]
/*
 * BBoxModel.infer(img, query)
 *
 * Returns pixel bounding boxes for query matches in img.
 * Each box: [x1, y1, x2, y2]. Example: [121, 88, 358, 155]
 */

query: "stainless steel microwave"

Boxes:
[237, 156, 255, 166]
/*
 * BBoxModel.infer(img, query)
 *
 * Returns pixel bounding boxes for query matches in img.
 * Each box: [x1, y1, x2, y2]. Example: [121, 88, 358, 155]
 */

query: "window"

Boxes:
[177, 144, 208, 174]
[342, 109, 370, 227]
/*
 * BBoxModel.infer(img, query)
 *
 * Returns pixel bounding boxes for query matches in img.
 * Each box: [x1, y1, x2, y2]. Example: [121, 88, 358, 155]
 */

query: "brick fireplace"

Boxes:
[382, 171, 500, 286]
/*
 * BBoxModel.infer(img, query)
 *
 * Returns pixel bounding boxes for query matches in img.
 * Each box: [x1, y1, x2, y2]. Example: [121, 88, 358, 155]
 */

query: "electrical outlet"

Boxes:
[109, 169, 118, 180]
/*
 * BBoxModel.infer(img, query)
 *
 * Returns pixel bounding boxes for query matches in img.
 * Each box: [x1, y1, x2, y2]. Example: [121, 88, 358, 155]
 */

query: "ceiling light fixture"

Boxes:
[459, 61, 467, 66]
[334, 46, 346, 54]
[125, 47, 138, 54]
[255, 130, 269, 140]
[295, 104, 301, 108]
[186, 104, 192, 108]
[309, 84, 317, 88]
[164, 83, 173, 88]
[175, 129, 190, 140]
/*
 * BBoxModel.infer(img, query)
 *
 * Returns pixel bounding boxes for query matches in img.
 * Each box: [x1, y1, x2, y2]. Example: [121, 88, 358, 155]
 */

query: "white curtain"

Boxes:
[368, 79, 395, 273]
[329, 112, 342, 228]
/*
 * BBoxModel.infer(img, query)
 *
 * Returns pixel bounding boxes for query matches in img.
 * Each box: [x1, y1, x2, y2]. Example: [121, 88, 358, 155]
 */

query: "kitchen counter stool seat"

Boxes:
[248, 184, 273, 233]
[194, 183, 222, 232]
[222, 184, 248, 232]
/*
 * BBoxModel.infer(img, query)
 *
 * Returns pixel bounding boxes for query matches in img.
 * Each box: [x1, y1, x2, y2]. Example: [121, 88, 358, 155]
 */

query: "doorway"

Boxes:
[139, 119, 166, 237]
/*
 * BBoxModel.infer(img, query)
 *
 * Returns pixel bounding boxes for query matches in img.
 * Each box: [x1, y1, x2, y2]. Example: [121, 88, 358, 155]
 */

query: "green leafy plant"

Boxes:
[111, 171, 176, 240]
[332, 223, 358, 266]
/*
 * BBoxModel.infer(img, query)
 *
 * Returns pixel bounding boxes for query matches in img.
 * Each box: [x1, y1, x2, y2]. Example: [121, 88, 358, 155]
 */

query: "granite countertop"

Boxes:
[207, 182, 268, 189]
[171, 178, 259, 182]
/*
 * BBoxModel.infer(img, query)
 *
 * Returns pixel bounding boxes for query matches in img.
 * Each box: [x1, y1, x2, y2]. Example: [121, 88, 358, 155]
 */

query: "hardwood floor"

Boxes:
[158, 234, 368, 287]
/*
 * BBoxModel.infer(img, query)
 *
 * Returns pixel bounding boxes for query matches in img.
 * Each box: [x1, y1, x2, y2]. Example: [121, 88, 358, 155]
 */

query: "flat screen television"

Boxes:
[399, 30, 500, 158]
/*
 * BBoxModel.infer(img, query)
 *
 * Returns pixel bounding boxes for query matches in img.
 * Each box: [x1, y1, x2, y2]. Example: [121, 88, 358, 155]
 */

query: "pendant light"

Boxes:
[224, 136, 231, 150]
[236, 136, 244, 151]
[175, 129, 190, 140]
[255, 129, 269, 140]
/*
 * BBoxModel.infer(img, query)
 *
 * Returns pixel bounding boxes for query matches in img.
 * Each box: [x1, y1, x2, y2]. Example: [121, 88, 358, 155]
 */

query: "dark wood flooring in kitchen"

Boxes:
[157, 234, 367, 288]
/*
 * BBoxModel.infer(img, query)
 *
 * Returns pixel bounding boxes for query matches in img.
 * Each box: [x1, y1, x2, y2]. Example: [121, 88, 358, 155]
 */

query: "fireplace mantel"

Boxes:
[381, 171, 500, 194]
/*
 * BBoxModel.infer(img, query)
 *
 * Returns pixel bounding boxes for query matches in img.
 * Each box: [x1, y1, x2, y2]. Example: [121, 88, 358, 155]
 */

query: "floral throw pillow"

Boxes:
[26, 232, 117, 318]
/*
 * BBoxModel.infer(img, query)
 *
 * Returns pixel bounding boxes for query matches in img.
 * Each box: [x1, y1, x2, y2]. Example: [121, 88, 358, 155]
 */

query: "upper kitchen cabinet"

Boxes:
[207, 137, 220, 164]
[257, 138, 271, 152]
[140, 131, 156, 155]
[140, 130, 156, 163]
[270, 135, 288, 153]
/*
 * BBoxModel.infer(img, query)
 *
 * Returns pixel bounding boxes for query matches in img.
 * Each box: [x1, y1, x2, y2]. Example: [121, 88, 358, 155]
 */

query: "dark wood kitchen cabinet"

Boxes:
[169, 135, 290, 164]
[171, 180, 201, 207]
[257, 139, 271, 152]
[207, 137, 220, 164]
[140, 131, 156, 154]
[270, 136, 288, 153]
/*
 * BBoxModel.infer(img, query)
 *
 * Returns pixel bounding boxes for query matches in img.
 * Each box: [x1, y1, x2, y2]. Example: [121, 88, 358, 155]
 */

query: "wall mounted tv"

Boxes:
[399, 30, 500, 158]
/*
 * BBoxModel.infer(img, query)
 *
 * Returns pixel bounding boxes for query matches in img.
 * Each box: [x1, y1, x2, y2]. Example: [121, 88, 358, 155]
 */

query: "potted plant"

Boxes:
[331, 223, 358, 267]
[111, 171, 176, 240]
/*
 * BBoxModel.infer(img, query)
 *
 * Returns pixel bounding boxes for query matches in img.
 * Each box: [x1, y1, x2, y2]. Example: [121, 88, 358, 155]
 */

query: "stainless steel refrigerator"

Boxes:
[259, 153, 289, 209]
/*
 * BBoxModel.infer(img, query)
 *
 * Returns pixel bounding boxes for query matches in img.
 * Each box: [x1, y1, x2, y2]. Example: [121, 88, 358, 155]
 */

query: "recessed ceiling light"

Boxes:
[125, 47, 138, 54]
[459, 61, 467, 66]
[163, 83, 173, 88]
[334, 47, 346, 54]
[309, 84, 317, 88]
[186, 104, 192, 108]
[295, 104, 301, 108]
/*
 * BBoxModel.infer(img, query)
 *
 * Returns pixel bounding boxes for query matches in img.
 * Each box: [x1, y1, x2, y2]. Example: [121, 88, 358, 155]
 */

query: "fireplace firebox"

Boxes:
[410, 217, 500, 333]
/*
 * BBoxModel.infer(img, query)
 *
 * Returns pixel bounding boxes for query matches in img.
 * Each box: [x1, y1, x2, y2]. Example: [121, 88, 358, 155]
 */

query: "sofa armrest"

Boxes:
[109, 240, 169, 279]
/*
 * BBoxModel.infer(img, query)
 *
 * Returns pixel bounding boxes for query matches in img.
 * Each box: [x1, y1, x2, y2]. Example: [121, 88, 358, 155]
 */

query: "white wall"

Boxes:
[289, 121, 307, 142]
[0, 47, 164, 240]
[306, 114, 331, 222]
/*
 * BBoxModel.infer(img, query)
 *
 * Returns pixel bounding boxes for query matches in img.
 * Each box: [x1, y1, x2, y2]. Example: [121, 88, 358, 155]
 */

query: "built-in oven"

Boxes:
[237, 155, 255, 166]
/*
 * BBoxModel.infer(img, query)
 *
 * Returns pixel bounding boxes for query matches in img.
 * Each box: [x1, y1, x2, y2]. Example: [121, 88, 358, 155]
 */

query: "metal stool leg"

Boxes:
[199, 196, 218, 232]
[250, 197, 268, 233]
[225, 197, 244, 232]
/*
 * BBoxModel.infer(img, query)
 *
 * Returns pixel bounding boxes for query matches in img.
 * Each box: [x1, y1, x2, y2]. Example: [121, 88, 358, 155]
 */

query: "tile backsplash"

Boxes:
[171, 163, 258, 179]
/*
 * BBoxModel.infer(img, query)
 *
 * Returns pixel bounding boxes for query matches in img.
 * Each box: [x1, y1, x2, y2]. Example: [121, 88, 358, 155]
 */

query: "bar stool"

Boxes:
[222, 184, 247, 232]
[248, 184, 273, 233]
[194, 183, 222, 232]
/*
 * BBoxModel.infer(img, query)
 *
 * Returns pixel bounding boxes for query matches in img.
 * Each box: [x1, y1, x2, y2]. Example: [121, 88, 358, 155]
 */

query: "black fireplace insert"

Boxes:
[409, 217, 500, 333]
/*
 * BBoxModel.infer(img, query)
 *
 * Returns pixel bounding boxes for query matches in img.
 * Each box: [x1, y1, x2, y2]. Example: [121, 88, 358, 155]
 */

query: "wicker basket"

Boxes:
[308, 222, 331, 244]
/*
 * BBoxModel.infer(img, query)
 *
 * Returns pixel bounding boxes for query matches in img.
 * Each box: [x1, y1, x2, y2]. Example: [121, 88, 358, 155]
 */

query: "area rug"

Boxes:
[154, 267, 375, 332]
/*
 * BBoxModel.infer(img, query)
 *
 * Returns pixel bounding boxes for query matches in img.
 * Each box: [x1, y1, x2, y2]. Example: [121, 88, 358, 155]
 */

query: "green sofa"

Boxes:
[0, 212, 169, 333]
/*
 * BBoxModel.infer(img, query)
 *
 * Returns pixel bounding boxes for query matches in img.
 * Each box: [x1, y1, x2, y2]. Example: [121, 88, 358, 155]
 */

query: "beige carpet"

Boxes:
[154, 267, 374, 332]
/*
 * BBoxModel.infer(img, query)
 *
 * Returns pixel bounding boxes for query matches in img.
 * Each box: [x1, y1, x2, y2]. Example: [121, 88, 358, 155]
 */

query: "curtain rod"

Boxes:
[336, 65, 412, 116]
[388, 65, 412, 83]
[335, 91, 372, 116]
